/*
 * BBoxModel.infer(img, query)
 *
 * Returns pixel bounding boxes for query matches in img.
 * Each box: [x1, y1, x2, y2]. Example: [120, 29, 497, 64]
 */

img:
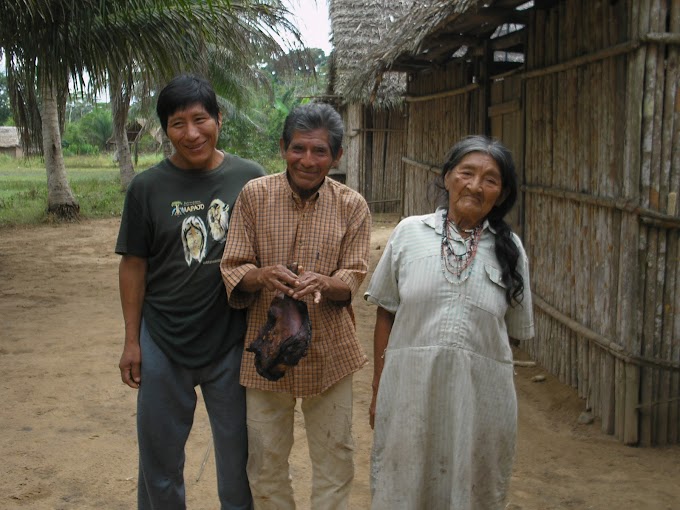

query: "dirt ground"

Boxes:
[1, 213, 679, 510]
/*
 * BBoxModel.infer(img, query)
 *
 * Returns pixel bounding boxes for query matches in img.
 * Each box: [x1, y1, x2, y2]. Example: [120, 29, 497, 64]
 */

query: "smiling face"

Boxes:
[166, 103, 223, 170]
[444, 152, 506, 230]
[281, 128, 343, 199]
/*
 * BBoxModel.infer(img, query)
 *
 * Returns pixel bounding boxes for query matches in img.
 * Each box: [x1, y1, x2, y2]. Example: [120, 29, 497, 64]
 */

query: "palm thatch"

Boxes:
[346, 0, 531, 98]
[328, 0, 410, 108]
[0, 127, 22, 157]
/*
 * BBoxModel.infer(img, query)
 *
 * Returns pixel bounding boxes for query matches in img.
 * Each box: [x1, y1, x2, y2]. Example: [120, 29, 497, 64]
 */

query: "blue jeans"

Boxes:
[137, 321, 251, 510]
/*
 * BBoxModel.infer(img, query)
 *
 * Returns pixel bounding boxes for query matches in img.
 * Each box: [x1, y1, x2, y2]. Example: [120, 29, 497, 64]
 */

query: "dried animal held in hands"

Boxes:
[247, 264, 312, 381]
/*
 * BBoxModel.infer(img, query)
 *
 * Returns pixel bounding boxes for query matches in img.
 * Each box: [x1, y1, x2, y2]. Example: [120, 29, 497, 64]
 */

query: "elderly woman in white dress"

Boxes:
[364, 135, 535, 510]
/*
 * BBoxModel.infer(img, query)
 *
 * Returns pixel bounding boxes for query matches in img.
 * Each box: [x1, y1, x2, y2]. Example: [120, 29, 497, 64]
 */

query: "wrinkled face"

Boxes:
[280, 128, 342, 198]
[167, 103, 222, 170]
[444, 152, 505, 229]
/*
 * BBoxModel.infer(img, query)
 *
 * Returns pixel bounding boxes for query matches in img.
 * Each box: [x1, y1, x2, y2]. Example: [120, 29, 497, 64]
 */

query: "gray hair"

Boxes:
[439, 135, 518, 222]
[281, 103, 344, 159]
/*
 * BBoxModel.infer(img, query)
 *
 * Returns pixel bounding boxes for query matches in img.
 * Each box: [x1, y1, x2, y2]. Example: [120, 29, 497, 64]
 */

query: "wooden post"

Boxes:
[618, 0, 647, 446]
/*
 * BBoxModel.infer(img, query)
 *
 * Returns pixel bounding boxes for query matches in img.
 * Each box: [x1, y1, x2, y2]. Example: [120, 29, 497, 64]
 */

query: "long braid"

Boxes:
[488, 216, 524, 306]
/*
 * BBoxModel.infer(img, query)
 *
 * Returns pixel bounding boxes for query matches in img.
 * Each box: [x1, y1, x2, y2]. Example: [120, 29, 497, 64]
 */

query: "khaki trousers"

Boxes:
[246, 375, 355, 510]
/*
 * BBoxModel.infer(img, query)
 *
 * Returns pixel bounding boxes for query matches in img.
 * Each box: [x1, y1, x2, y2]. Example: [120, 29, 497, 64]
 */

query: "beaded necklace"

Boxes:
[440, 209, 482, 284]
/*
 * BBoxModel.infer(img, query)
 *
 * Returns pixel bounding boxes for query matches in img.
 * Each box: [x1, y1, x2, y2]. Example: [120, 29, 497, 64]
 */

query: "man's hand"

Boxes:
[119, 342, 141, 389]
[291, 268, 326, 303]
[242, 264, 323, 303]
[240, 264, 348, 304]
[255, 264, 301, 294]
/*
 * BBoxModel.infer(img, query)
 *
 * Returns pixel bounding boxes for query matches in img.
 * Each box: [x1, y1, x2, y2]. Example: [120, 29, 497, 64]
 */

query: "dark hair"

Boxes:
[156, 75, 220, 134]
[282, 102, 344, 159]
[440, 135, 524, 306]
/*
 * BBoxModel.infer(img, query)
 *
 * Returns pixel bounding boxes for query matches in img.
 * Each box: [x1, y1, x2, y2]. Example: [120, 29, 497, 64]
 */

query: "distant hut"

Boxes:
[0, 127, 23, 158]
[107, 118, 163, 153]
[328, 0, 410, 212]
[351, 0, 680, 446]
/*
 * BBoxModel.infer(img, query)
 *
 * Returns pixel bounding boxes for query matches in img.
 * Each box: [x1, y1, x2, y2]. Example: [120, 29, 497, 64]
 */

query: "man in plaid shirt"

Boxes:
[221, 102, 371, 509]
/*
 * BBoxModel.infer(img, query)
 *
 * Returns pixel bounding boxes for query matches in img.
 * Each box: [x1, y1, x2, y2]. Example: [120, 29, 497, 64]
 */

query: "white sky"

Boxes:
[287, 0, 332, 53]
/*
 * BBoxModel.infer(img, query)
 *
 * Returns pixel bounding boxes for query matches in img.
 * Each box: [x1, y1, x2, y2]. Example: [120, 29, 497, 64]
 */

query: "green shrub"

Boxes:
[63, 143, 100, 156]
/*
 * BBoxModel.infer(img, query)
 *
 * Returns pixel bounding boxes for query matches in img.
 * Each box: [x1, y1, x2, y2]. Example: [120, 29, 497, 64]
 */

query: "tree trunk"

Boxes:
[109, 70, 136, 190]
[41, 79, 80, 221]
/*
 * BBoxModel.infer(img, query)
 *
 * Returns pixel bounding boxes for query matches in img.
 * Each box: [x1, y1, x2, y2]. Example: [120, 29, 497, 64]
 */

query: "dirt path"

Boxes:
[1, 215, 679, 509]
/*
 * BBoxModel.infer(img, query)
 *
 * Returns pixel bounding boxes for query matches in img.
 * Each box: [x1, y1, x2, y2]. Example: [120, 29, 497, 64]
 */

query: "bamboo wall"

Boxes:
[340, 103, 363, 192]
[490, 73, 524, 237]
[403, 61, 482, 217]
[395, 0, 679, 445]
[341, 105, 405, 214]
[363, 108, 406, 213]
[521, 0, 679, 447]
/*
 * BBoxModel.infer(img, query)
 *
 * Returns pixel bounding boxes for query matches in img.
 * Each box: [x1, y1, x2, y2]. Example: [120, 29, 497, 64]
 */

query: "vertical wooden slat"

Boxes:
[604, 39, 618, 431]
[344, 103, 363, 193]
[618, 0, 647, 446]
[612, 5, 629, 439]
[665, 0, 680, 445]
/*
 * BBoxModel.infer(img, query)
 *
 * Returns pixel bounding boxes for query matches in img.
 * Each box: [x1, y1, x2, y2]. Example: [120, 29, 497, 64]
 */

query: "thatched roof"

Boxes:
[346, 0, 532, 98]
[328, 0, 411, 108]
[0, 127, 20, 148]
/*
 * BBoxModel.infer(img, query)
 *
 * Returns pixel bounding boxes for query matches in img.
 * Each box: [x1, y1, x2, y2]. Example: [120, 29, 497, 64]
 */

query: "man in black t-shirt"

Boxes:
[116, 75, 264, 510]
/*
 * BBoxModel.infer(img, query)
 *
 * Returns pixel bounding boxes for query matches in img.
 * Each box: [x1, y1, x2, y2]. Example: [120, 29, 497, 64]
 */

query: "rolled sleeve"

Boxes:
[364, 230, 400, 314]
[333, 202, 371, 299]
[221, 188, 259, 309]
[220, 261, 258, 309]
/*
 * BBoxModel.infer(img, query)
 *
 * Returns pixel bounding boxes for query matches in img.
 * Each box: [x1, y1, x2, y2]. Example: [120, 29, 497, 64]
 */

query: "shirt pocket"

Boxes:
[469, 264, 508, 318]
[313, 229, 344, 275]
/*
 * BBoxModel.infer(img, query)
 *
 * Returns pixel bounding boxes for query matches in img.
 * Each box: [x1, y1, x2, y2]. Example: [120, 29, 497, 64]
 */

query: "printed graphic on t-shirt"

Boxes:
[207, 199, 230, 242]
[173, 198, 231, 266]
[181, 216, 208, 265]
[171, 200, 205, 216]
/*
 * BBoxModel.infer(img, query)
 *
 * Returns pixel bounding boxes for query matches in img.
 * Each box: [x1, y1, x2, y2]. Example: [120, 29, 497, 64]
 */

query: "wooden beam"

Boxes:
[641, 32, 680, 45]
[404, 83, 480, 103]
[522, 40, 639, 80]
[455, 7, 530, 28]
[424, 33, 479, 49]
[401, 156, 439, 174]
[533, 294, 680, 371]
[522, 184, 680, 228]
[490, 28, 525, 50]
[488, 98, 521, 117]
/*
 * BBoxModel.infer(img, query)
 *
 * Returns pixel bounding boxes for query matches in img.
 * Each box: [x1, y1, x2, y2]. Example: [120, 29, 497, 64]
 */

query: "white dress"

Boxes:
[364, 210, 534, 510]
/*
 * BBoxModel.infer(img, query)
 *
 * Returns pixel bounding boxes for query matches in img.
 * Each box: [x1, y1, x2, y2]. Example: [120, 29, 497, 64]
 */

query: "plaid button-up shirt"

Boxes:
[221, 172, 371, 397]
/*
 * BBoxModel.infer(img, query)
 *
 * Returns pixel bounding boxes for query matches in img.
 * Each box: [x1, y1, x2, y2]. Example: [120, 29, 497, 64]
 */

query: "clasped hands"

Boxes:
[259, 264, 326, 304]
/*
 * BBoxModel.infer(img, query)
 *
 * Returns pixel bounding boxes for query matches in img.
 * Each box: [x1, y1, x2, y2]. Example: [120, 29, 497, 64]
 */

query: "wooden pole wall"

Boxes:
[389, 0, 679, 445]
[519, 0, 679, 445]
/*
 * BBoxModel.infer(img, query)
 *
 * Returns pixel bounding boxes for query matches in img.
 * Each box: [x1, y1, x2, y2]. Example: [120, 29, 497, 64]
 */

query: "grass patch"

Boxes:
[0, 153, 164, 227]
[0, 152, 283, 227]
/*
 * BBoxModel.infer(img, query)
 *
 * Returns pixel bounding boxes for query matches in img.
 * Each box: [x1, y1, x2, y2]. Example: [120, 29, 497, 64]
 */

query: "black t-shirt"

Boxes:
[115, 154, 265, 368]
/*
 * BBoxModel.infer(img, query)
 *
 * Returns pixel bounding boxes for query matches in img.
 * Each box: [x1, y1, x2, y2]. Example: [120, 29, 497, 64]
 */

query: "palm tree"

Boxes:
[0, 0, 302, 219]
[108, 1, 305, 189]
